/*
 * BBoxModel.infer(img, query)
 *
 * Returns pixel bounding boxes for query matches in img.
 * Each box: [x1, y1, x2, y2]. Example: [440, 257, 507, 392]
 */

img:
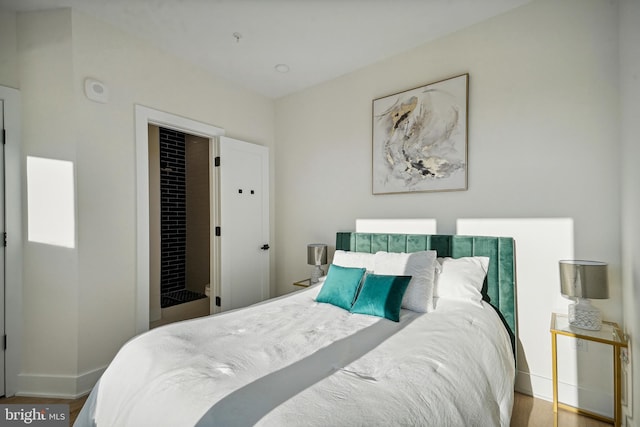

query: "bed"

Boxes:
[75, 232, 517, 427]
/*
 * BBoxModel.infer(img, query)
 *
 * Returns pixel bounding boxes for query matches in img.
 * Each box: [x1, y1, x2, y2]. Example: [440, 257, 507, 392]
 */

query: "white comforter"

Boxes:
[76, 285, 515, 427]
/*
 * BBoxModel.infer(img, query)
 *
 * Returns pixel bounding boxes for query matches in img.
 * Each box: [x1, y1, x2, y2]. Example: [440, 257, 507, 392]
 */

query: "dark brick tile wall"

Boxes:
[160, 127, 186, 295]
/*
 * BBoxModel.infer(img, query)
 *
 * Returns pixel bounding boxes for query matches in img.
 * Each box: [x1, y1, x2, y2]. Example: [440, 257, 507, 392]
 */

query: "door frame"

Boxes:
[134, 105, 224, 334]
[1, 85, 22, 397]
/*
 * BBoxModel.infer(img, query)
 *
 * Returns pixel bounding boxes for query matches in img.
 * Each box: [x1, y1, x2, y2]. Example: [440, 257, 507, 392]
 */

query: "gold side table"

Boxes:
[550, 312, 628, 427]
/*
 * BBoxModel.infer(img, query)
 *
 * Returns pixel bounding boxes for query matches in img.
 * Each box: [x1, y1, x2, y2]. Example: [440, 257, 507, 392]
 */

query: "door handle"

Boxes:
[260, 244, 270, 250]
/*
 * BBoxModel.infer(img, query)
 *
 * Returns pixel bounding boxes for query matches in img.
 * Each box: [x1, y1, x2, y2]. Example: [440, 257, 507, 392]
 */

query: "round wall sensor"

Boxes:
[84, 78, 109, 103]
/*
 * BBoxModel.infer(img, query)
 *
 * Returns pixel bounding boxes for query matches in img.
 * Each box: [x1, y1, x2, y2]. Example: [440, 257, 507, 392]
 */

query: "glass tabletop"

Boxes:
[551, 312, 626, 346]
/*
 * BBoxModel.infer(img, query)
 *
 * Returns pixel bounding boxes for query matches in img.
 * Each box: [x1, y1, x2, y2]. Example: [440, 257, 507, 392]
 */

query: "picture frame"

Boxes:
[372, 73, 469, 194]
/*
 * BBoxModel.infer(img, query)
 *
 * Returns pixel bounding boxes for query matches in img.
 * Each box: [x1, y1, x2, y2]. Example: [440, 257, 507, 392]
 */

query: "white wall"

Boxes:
[69, 9, 276, 379]
[14, 8, 276, 397]
[275, 0, 621, 413]
[17, 9, 80, 396]
[620, 0, 640, 424]
[0, 10, 18, 89]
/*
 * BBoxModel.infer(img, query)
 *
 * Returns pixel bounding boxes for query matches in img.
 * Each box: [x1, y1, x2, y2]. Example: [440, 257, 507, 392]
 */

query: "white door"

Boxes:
[0, 100, 6, 395]
[216, 137, 269, 311]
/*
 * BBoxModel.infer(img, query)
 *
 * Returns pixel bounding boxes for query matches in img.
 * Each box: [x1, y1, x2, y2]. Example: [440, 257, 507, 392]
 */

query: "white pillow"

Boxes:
[332, 250, 376, 271]
[434, 257, 490, 306]
[373, 250, 438, 313]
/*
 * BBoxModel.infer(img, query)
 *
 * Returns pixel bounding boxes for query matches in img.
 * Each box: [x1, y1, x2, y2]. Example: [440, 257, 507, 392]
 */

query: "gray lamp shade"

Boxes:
[307, 244, 328, 266]
[559, 260, 609, 299]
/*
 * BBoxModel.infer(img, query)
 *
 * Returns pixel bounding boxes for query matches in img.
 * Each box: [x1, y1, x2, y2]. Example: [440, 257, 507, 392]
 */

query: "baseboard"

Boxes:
[515, 370, 552, 400]
[515, 370, 614, 418]
[16, 366, 106, 399]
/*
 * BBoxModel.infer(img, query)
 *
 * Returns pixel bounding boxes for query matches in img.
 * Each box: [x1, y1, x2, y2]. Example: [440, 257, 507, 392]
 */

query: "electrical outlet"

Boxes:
[576, 338, 588, 352]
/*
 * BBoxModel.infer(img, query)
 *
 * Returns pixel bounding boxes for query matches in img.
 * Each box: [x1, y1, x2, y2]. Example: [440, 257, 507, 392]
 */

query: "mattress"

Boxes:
[75, 284, 515, 427]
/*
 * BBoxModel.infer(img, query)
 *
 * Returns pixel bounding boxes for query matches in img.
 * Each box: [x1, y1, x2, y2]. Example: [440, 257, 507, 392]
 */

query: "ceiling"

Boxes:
[1, 0, 531, 98]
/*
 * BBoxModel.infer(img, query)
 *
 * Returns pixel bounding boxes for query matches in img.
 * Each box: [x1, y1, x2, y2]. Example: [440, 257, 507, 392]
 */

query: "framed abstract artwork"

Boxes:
[372, 73, 469, 194]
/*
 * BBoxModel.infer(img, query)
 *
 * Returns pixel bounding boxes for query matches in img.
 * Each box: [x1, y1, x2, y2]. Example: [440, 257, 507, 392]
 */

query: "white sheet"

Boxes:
[76, 286, 514, 427]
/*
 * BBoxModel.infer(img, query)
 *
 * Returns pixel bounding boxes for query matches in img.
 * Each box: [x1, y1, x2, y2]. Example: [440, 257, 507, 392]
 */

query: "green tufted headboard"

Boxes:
[336, 232, 517, 356]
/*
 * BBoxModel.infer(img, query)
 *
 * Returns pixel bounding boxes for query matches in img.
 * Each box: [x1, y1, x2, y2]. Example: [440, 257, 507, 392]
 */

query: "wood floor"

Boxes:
[0, 392, 611, 426]
[511, 392, 612, 427]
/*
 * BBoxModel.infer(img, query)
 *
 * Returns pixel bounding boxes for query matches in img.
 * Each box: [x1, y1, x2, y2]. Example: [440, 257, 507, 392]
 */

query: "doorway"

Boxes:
[0, 98, 5, 396]
[148, 125, 211, 327]
[134, 105, 270, 335]
[0, 85, 22, 397]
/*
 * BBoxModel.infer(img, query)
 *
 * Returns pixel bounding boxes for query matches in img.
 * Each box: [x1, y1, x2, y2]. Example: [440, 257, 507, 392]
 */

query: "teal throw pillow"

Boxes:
[350, 274, 412, 322]
[316, 264, 366, 311]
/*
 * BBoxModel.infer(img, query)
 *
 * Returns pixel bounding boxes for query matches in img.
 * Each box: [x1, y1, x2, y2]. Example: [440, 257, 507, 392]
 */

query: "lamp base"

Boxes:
[568, 298, 602, 330]
[310, 265, 324, 284]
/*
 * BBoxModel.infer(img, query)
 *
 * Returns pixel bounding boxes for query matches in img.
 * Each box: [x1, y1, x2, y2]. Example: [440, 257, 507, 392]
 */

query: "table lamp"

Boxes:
[308, 243, 328, 284]
[559, 260, 609, 330]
